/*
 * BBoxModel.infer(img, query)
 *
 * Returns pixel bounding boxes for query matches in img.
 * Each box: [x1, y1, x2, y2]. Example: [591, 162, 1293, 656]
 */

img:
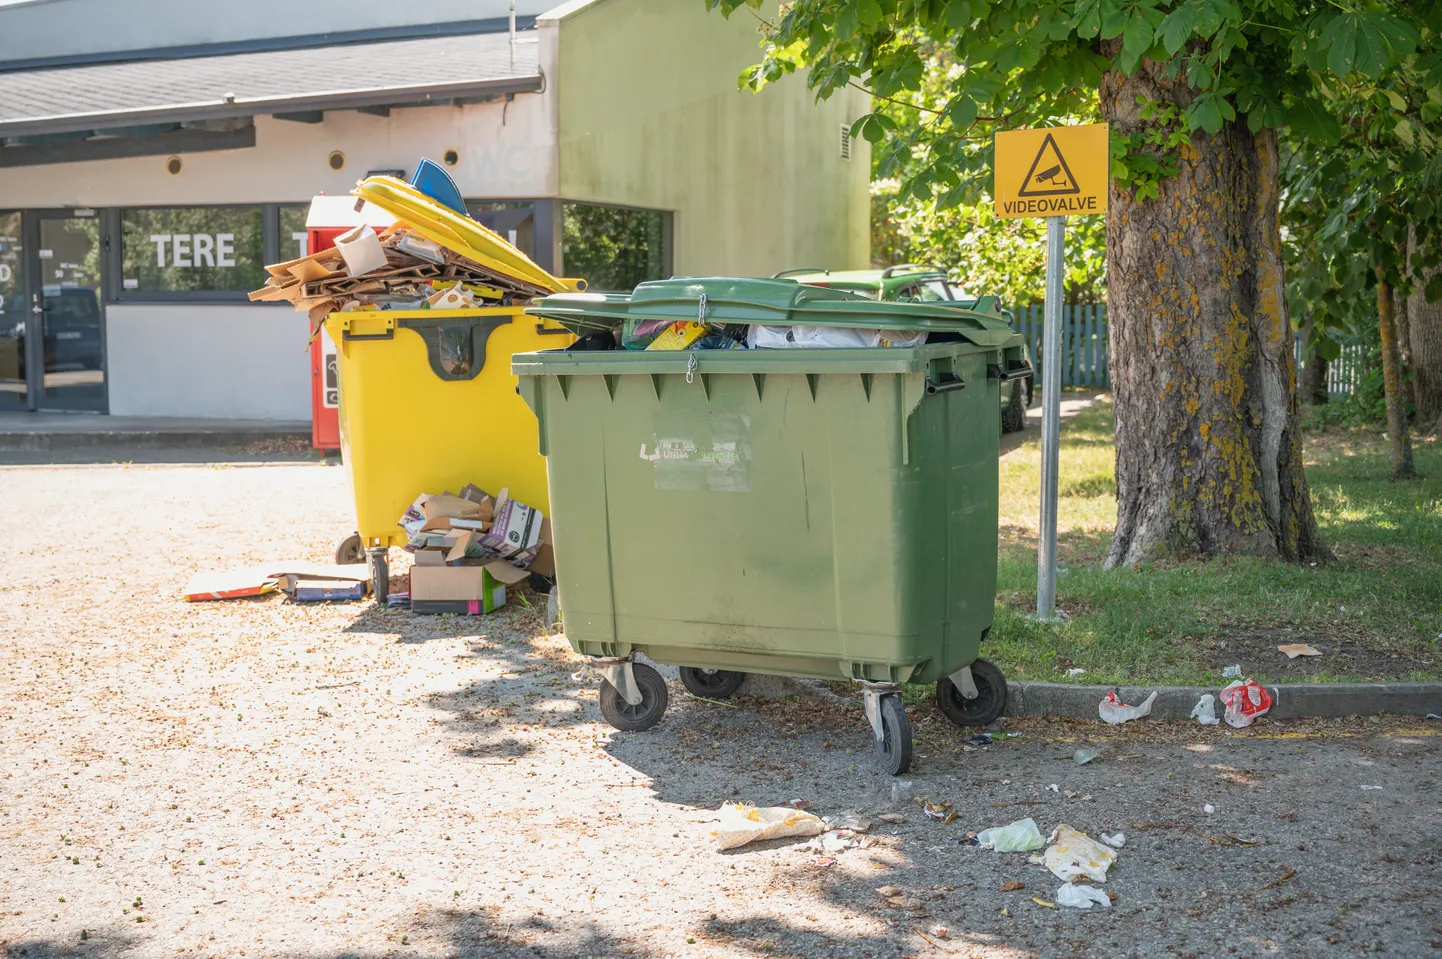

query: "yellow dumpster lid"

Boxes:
[351, 176, 580, 295]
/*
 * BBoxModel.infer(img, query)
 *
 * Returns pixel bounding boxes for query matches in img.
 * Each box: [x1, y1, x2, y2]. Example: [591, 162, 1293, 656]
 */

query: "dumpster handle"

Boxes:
[397, 317, 510, 382]
[342, 328, 397, 342]
[988, 362, 1033, 383]
[924, 372, 966, 394]
[534, 324, 571, 336]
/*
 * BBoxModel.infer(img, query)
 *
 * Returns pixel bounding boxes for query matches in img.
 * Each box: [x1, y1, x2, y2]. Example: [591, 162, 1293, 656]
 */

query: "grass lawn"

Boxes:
[984, 393, 1442, 686]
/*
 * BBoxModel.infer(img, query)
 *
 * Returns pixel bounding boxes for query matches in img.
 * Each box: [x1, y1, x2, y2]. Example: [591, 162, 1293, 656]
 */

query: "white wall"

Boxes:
[0, 99, 557, 208]
[106, 304, 309, 420]
[0, 0, 558, 64]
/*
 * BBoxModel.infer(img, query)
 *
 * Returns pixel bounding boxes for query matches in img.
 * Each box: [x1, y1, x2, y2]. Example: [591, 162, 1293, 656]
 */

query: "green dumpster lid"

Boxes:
[523, 277, 1018, 347]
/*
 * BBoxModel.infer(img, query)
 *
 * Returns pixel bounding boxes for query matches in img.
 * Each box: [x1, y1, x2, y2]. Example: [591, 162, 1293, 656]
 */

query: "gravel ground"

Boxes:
[2, 457, 1440, 959]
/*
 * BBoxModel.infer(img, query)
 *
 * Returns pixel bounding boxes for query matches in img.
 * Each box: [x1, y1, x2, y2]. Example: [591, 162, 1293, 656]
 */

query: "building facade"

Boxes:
[0, 0, 869, 419]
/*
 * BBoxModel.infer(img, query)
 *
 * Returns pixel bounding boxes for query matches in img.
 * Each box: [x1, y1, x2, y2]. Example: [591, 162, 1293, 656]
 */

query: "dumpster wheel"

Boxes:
[335, 533, 365, 566]
[598, 662, 669, 732]
[874, 695, 913, 777]
[679, 667, 746, 699]
[935, 658, 1008, 727]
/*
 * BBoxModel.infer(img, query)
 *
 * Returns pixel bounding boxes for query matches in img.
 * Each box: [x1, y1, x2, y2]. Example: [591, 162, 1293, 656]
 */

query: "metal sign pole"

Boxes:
[1037, 215, 1065, 619]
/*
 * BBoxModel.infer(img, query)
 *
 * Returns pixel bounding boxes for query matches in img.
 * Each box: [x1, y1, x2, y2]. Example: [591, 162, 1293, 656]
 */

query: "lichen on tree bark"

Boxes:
[1100, 64, 1330, 567]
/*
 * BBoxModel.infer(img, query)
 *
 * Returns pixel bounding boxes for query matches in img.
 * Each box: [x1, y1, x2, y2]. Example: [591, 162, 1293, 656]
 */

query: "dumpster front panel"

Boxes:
[523, 343, 1001, 682]
[329, 309, 572, 547]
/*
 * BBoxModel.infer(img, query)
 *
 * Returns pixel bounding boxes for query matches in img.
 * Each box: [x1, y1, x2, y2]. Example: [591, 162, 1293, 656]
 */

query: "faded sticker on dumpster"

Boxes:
[640, 412, 751, 492]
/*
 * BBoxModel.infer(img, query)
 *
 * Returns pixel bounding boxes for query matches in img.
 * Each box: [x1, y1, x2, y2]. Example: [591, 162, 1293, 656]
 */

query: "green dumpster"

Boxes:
[514, 278, 1030, 774]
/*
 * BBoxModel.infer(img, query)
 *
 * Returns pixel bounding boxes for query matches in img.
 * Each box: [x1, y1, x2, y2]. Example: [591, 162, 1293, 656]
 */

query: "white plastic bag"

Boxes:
[976, 817, 1047, 852]
[1044, 825, 1116, 882]
[711, 803, 824, 851]
[1190, 694, 1220, 726]
[1098, 690, 1157, 724]
[1056, 883, 1111, 909]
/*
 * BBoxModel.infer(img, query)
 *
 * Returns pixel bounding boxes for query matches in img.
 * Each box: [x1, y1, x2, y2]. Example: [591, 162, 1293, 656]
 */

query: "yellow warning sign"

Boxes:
[994, 123, 1109, 219]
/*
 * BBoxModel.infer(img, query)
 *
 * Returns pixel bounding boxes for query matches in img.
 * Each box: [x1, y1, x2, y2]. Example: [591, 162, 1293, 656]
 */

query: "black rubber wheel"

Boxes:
[527, 573, 554, 594]
[368, 548, 390, 604]
[598, 662, 669, 732]
[1025, 375, 1036, 408]
[935, 658, 1008, 727]
[1001, 379, 1027, 433]
[679, 667, 746, 699]
[875, 695, 913, 776]
[335, 533, 364, 565]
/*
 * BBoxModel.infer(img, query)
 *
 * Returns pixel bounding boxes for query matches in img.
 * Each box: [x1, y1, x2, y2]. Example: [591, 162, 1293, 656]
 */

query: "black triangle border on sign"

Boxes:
[1018, 132, 1081, 198]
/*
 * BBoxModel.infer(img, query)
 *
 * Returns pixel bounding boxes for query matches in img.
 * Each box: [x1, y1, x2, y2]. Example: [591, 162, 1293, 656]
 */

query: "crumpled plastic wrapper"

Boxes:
[1044, 824, 1117, 882]
[976, 817, 1047, 852]
[711, 803, 825, 851]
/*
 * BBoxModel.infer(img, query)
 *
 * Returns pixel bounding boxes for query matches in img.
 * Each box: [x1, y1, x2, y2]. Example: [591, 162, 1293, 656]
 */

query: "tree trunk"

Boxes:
[1394, 285, 1415, 417]
[1378, 276, 1416, 479]
[1099, 64, 1329, 566]
[1300, 317, 1329, 405]
[1408, 229, 1442, 436]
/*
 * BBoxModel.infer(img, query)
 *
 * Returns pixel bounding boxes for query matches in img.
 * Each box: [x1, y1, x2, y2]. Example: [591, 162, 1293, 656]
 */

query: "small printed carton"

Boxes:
[480, 488, 544, 560]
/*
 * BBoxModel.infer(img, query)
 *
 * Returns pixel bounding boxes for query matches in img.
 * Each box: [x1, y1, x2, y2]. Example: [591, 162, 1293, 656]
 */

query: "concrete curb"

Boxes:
[1005, 680, 1442, 721]
[0, 428, 310, 451]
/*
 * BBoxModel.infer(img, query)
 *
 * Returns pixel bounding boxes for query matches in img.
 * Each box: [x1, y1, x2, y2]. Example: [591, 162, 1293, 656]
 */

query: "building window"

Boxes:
[280, 205, 310, 260]
[119, 207, 265, 296]
[561, 203, 669, 293]
[469, 201, 536, 261]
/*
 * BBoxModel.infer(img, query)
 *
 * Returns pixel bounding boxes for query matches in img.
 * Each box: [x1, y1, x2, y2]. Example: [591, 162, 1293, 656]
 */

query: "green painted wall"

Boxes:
[548, 0, 870, 277]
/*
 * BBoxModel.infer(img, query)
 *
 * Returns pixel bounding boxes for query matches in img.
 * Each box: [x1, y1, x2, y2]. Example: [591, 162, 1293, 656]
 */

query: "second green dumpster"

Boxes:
[514, 277, 1029, 774]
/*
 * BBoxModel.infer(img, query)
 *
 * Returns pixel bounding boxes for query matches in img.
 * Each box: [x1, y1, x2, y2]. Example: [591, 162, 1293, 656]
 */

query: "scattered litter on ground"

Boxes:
[965, 734, 994, 745]
[1278, 643, 1322, 659]
[1000, 880, 1025, 891]
[1222, 665, 1243, 679]
[1191, 694, 1220, 726]
[829, 812, 871, 832]
[1099, 690, 1158, 724]
[711, 803, 824, 850]
[1220, 679, 1274, 728]
[1426, 713, 1441, 721]
[1047, 783, 1060, 792]
[878, 813, 906, 824]
[1204, 804, 1216, 815]
[1073, 747, 1099, 764]
[1100, 833, 1125, 848]
[802, 831, 858, 854]
[787, 800, 812, 810]
[1056, 883, 1111, 909]
[1043, 825, 1116, 883]
[920, 799, 959, 824]
[1065, 668, 1086, 679]
[1360, 785, 1383, 791]
[889, 780, 915, 808]
[928, 925, 950, 940]
[1031, 897, 1058, 909]
[977, 818, 1047, 852]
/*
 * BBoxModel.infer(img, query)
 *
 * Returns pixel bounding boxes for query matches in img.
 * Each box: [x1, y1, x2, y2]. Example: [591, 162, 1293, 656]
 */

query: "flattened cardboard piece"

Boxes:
[527, 542, 555, 578]
[289, 258, 332, 284]
[459, 484, 496, 510]
[419, 516, 492, 534]
[264, 562, 371, 584]
[445, 530, 480, 564]
[183, 569, 278, 601]
[414, 548, 446, 566]
[473, 559, 531, 585]
[421, 493, 488, 522]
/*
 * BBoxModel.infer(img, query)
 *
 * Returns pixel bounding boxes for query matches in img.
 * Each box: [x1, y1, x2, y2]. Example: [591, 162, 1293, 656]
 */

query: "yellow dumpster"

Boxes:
[324, 177, 582, 597]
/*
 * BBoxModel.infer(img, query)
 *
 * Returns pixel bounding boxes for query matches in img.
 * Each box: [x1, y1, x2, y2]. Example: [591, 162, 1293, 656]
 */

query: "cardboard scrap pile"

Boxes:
[183, 562, 371, 603]
[400, 483, 552, 616]
[248, 216, 553, 328]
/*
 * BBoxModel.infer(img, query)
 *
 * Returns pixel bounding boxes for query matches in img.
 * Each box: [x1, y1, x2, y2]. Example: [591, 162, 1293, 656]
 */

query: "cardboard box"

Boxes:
[182, 569, 277, 601]
[409, 560, 529, 615]
[481, 489, 544, 559]
[277, 577, 368, 602]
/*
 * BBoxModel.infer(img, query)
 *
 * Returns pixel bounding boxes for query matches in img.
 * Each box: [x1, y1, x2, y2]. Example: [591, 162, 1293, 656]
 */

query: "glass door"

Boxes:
[32, 213, 106, 411]
[0, 212, 24, 409]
